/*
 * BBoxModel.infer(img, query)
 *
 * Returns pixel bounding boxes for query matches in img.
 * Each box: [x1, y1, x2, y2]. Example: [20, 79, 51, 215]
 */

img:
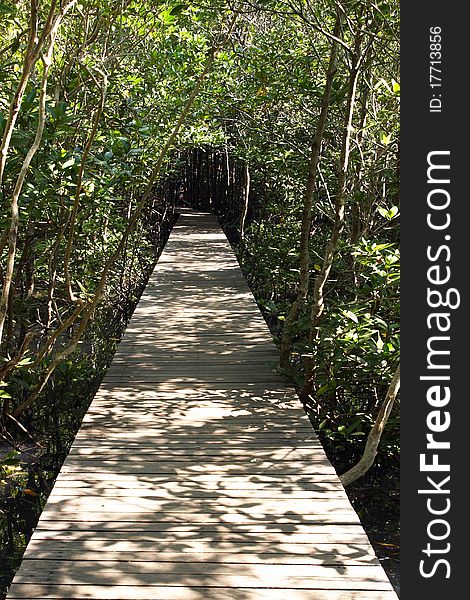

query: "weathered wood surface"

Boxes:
[7, 210, 397, 599]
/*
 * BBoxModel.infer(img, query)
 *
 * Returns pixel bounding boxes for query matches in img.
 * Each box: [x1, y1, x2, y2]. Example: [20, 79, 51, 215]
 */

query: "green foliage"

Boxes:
[228, 0, 400, 465]
[0, 0, 399, 589]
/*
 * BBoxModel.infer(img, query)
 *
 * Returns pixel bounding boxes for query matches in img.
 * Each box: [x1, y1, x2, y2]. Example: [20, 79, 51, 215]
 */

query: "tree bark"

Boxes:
[239, 162, 250, 240]
[279, 12, 341, 369]
[300, 29, 363, 400]
[63, 67, 108, 302]
[0, 1, 77, 188]
[0, 7, 72, 345]
[340, 363, 400, 486]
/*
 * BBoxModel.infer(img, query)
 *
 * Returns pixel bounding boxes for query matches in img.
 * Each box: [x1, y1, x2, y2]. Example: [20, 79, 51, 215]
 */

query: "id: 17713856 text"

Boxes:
[429, 26, 442, 113]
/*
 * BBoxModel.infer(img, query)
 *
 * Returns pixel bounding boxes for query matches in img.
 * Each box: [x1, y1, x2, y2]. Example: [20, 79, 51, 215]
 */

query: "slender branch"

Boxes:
[0, 1, 76, 189]
[239, 162, 250, 239]
[340, 363, 400, 486]
[31, 301, 86, 371]
[63, 66, 108, 302]
[279, 11, 341, 369]
[0, 44, 55, 345]
[300, 27, 363, 400]
[0, 0, 77, 346]
[0, 328, 36, 382]
[0, 0, 39, 189]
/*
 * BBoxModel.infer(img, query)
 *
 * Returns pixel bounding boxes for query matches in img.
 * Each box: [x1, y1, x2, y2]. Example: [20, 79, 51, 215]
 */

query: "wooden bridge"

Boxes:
[7, 211, 397, 599]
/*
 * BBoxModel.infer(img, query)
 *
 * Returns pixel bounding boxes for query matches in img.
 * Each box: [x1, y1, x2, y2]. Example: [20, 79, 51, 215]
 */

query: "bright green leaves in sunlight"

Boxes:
[377, 205, 399, 220]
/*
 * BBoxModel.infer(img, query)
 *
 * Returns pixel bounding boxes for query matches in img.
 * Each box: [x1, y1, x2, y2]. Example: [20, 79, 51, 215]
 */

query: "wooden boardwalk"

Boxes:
[7, 211, 397, 599]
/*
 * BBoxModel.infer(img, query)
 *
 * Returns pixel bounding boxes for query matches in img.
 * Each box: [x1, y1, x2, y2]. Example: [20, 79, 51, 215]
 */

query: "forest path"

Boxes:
[7, 210, 397, 599]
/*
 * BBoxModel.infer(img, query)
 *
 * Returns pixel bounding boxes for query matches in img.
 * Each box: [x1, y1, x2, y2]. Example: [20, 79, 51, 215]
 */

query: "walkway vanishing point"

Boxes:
[7, 211, 397, 600]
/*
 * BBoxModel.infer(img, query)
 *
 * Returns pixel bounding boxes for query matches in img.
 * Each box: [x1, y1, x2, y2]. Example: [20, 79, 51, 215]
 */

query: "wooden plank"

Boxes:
[46, 489, 346, 500]
[92, 384, 297, 395]
[78, 413, 312, 425]
[13, 562, 387, 579]
[6, 211, 396, 600]
[10, 575, 393, 591]
[67, 434, 316, 443]
[76, 422, 313, 432]
[53, 473, 340, 484]
[72, 430, 315, 440]
[32, 521, 364, 533]
[59, 459, 335, 471]
[100, 376, 289, 384]
[96, 381, 296, 392]
[68, 437, 324, 448]
[20, 548, 377, 565]
[36, 512, 362, 526]
[41, 496, 353, 513]
[65, 449, 325, 460]
[58, 464, 338, 476]
[69, 434, 323, 445]
[8, 585, 397, 599]
[29, 530, 371, 544]
[23, 539, 375, 558]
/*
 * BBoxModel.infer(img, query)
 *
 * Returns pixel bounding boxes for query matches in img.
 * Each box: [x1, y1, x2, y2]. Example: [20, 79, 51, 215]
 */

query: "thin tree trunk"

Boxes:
[0, 1, 77, 188]
[279, 13, 341, 369]
[0, 329, 37, 382]
[31, 300, 85, 371]
[63, 68, 108, 302]
[300, 31, 363, 401]
[46, 214, 68, 328]
[340, 363, 400, 486]
[350, 64, 372, 245]
[0, 0, 40, 188]
[239, 163, 250, 240]
[0, 229, 8, 257]
[0, 14, 67, 346]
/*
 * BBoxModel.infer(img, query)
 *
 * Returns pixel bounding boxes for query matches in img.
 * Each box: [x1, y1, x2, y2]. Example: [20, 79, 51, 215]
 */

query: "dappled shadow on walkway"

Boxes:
[7, 212, 396, 599]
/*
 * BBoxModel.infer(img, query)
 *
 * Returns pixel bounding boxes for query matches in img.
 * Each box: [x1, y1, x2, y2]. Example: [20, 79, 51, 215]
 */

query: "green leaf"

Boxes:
[170, 3, 187, 15]
[127, 148, 144, 157]
[11, 38, 20, 53]
[343, 310, 358, 324]
[160, 8, 176, 23]
[376, 335, 384, 351]
[380, 131, 391, 146]
[62, 158, 75, 170]
[1, 450, 20, 466]
[377, 206, 399, 221]
[317, 382, 330, 396]
[77, 281, 88, 296]
[18, 357, 33, 366]
[0, 3, 16, 15]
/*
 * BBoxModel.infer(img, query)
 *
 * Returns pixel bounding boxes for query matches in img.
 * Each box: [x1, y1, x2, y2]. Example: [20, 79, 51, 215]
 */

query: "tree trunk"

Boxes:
[0, 12, 69, 345]
[239, 162, 250, 240]
[0, 1, 77, 188]
[340, 363, 400, 486]
[63, 68, 107, 302]
[300, 30, 363, 401]
[279, 13, 341, 369]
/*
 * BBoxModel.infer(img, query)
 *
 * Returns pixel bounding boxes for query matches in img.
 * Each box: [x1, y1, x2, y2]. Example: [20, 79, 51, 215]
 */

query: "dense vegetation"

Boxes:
[0, 0, 399, 594]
